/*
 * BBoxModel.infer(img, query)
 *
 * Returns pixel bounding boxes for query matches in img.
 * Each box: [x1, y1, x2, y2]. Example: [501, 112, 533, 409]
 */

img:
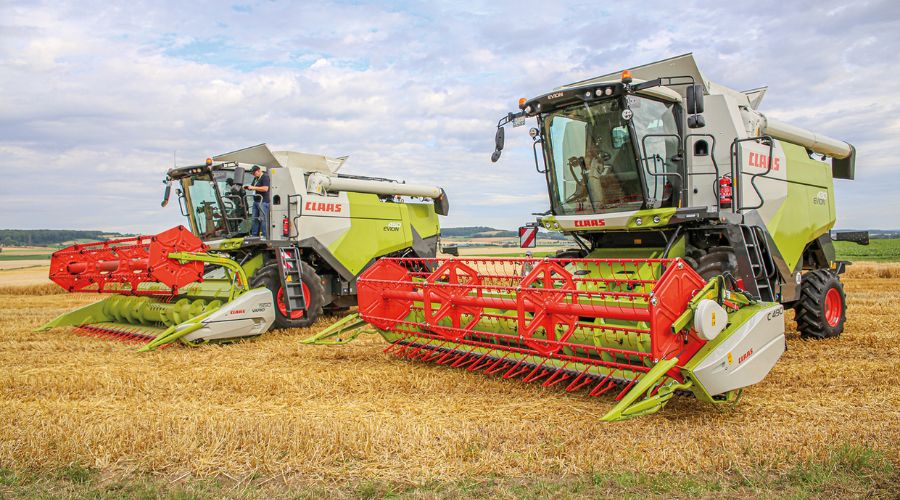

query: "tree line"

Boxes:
[0, 230, 129, 247]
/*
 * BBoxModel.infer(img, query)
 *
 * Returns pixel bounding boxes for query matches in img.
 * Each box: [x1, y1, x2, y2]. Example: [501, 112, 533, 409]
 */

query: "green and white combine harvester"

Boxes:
[305, 54, 867, 420]
[40, 144, 449, 350]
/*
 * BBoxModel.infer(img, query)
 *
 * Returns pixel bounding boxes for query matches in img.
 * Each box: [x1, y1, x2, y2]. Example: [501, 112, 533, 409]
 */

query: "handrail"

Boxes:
[729, 136, 774, 212]
[640, 133, 686, 208]
[532, 137, 547, 174]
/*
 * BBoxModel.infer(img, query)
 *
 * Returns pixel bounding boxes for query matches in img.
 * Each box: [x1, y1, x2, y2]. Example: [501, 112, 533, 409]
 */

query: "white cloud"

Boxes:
[0, 0, 898, 232]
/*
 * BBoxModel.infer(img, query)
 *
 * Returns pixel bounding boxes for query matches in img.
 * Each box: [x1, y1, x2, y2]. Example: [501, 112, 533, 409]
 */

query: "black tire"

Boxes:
[692, 246, 738, 281]
[249, 261, 325, 329]
[794, 269, 846, 339]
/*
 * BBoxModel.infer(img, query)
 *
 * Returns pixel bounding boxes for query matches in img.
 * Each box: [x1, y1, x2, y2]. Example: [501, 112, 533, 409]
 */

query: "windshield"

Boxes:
[543, 99, 643, 215]
[181, 170, 253, 238]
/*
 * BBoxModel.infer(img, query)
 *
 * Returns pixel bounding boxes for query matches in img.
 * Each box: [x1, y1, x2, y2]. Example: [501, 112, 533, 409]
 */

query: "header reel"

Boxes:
[307, 256, 786, 421]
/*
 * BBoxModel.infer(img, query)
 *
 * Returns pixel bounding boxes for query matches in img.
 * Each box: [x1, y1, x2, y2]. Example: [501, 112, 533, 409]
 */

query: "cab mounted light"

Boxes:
[621, 69, 633, 84]
[205, 157, 213, 166]
[518, 97, 527, 109]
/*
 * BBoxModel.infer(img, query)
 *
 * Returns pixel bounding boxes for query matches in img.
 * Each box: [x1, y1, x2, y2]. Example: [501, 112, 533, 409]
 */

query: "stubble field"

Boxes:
[0, 264, 897, 498]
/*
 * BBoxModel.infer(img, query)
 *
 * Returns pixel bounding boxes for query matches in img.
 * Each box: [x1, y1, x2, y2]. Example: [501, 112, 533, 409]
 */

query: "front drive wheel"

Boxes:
[250, 262, 325, 329]
[795, 269, 846, 339]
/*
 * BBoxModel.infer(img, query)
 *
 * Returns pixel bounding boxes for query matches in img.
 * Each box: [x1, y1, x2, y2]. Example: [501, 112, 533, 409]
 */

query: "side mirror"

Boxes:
[686, 84, 704, 114]
[688, 115, 706, 129]
[160, 181, 172, 207]
[233, 166, 246, 186]
[491, 127, 505, 162]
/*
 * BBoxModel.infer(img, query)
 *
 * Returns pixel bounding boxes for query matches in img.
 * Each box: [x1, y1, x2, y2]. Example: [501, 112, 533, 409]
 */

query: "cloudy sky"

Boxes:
[1, 0, 898, 232]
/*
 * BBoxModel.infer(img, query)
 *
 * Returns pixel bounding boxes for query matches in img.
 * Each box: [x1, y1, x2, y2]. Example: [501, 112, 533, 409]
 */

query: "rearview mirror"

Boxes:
[491, 127, 505, 162]
[160, 181, 172, 207]
[686, 84, 704, 114]
[233, 166, 246, 186]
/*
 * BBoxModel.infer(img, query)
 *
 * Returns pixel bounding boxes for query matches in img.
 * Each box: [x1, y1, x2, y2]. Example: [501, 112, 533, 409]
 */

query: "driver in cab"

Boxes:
[244, 165, 270, 238]
[584, 140, 624, 210]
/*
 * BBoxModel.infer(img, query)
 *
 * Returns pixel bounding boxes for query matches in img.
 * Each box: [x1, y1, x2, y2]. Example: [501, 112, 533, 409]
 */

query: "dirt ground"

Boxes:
[0, 263, 897, 495]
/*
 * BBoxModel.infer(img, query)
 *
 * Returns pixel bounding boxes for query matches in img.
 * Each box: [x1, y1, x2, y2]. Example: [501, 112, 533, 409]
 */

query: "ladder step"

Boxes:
[276, 246, 307, 313]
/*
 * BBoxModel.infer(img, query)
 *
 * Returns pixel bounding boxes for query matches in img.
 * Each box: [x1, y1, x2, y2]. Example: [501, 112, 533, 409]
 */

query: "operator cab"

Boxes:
[493, 75, 701, 220]
[163, 161, 260, 240]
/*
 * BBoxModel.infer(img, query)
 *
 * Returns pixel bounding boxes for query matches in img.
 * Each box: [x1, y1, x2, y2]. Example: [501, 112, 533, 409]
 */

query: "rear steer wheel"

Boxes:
[794, 269, 846, 339]
[250, 262, 325, 329]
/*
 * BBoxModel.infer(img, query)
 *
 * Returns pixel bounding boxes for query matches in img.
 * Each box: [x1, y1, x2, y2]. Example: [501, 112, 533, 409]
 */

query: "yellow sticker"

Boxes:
[711, 312, 716, 327]
[286, 276, 293, 282]
[727, 352, 733, 364]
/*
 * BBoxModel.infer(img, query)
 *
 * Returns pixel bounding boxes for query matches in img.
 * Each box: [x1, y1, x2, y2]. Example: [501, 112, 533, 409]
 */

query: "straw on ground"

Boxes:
[0, 264, 897, 489]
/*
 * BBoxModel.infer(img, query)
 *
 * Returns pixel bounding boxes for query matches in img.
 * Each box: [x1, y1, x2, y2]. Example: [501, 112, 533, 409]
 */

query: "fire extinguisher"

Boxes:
[719, 176, 733, 208]
[282, 216, 290, 237]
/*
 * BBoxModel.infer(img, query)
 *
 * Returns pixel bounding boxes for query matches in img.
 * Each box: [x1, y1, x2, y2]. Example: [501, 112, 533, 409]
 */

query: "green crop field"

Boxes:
[0, 254, 52, 261]
[0, 247, 54, 262]
[835, 238, 900, 262]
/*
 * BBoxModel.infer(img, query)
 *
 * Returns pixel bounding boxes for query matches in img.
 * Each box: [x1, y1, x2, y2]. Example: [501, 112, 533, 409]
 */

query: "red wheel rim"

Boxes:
[824, 287, 842, 327]
[276, 282, 311, 319]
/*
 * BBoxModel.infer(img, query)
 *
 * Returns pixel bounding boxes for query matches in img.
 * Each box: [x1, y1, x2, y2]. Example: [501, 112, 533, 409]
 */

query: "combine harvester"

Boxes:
[40, 144, 448, 350]
[307, 54, 865, 420]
